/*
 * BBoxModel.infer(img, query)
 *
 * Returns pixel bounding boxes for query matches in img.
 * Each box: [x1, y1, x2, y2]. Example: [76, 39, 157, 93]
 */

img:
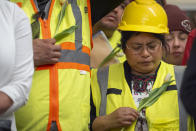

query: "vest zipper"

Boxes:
[40, 17, 61, 131]
[31, 0, 62, 130]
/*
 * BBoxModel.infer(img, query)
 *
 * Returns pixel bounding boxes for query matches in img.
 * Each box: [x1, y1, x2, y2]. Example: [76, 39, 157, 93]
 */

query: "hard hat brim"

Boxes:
[118, 25, 169, 34]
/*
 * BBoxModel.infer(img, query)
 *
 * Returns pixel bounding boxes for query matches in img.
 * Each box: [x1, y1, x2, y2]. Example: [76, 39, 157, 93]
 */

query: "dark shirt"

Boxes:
[37, 0, 49, 12]
[180, 38, 196, 125]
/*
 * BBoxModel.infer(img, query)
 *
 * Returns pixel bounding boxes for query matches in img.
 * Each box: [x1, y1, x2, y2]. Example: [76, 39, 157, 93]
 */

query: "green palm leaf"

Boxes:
[138, 77, 174, 112]
[55, 2, 67, 34]
[54, 25, 77, 42]
[98, 44, 121, 68]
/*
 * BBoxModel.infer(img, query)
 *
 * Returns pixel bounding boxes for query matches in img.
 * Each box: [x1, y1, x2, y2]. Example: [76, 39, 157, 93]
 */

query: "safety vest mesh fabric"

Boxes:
[11, 0, 92, 131]
[91, 61, 194, 131]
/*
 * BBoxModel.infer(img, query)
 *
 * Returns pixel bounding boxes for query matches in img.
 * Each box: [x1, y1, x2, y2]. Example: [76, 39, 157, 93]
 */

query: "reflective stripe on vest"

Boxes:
[174, 66, 187, 131]
[97, 64, 188, 130]
[59, 50, 90, 65]
[69, 0, 83, 50]
[97, 66, 109, 116]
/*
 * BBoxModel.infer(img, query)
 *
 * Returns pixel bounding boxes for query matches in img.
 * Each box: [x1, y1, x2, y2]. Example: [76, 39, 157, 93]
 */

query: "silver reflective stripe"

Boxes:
[97, 66, 109, 116]
[33, 0, 39, 11]
[174, 66, 187, 131]
[69, 0, 83, 51]
[59, 50, 90, 66]
[44, 0, 52, 19]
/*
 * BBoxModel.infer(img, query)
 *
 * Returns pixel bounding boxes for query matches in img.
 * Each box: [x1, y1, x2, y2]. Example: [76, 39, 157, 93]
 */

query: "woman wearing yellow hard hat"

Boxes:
[90, 0, 195, 130]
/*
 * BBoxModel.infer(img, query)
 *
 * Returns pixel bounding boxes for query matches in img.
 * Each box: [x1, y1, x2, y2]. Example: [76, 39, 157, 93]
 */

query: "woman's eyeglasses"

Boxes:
[126, 41, 162, 55]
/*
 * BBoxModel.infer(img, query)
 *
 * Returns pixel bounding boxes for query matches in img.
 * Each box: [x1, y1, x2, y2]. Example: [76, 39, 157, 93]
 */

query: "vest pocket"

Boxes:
[149, 119, 179, 131]
[146, 91, 179, 130]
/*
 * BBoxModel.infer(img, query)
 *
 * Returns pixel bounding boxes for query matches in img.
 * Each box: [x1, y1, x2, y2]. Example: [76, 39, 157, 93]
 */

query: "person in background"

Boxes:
[163, 4, 192, 65]
[92, 0, 132, 64]
[90, 0, 194, 130]
[0, 0, 34, 131]
[10, 0, 126, 130]
[182, 29, 196, 65]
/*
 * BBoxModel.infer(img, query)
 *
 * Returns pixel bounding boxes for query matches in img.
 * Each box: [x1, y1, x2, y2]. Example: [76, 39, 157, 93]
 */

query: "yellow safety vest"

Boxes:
[11, 0, 92, 131]
[109, 30, 126, 63]
[91, 61, 194, 131]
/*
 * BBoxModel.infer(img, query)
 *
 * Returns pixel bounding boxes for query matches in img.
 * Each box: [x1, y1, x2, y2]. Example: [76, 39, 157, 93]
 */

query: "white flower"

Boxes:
[164, 73, 171, 82]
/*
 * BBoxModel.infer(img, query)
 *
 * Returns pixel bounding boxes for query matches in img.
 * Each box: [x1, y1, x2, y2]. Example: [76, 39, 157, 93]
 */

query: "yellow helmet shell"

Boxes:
[118, 0, 169, 34]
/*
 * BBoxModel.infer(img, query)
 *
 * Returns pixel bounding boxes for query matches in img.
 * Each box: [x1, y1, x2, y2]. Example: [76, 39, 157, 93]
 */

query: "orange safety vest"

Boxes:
[11, 0, 92, 130]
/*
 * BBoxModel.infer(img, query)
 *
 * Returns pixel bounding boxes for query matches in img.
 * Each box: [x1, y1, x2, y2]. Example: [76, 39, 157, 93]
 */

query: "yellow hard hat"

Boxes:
[118, 0, 169, 34]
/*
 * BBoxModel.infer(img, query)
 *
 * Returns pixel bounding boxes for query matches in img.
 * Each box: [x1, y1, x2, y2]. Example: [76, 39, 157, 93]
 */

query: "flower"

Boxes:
[164, 73, 171, 82]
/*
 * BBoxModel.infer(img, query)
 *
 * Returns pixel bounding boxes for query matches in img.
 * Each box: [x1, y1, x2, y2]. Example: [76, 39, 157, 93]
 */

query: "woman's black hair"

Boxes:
[121, 31, 167, 52]
[155, 0, 166, 7]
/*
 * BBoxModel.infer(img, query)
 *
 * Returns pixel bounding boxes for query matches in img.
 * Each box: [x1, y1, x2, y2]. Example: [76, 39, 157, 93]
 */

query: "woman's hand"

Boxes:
[92, 107, 139, 131]
[107, 107, 139, 128]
